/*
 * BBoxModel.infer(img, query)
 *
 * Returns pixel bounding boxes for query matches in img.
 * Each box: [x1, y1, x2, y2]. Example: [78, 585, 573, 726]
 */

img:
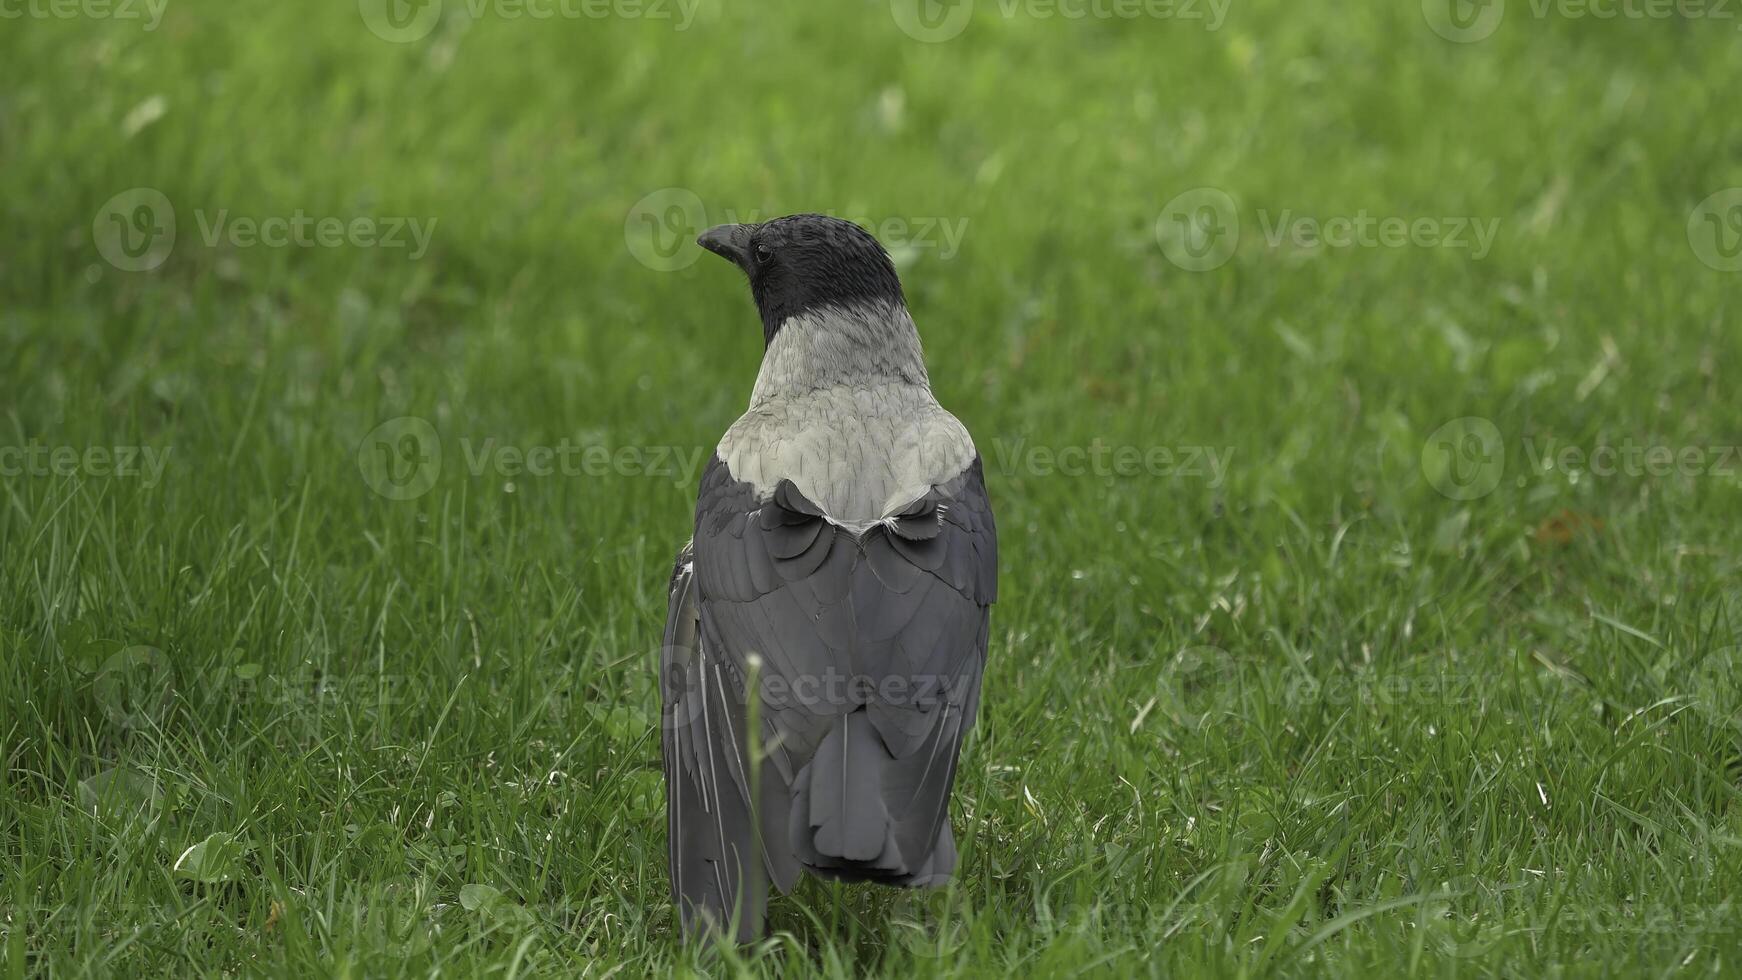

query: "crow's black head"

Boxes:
[698, 214, 906, 346]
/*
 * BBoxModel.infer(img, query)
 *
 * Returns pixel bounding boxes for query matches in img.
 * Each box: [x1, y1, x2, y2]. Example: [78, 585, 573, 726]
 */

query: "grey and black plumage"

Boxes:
[660, 214, 997, 942]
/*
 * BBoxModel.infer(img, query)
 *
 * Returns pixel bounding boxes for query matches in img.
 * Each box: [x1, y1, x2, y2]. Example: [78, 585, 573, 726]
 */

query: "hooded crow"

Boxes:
[660, 213, 997, 942]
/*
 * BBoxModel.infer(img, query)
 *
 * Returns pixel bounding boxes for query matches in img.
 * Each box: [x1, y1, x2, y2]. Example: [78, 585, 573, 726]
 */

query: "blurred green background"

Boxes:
[3, 0, 1741, 975]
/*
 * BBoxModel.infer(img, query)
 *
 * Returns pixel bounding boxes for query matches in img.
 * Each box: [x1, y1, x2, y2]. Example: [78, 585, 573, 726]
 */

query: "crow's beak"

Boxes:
[698, 223, 752, 266]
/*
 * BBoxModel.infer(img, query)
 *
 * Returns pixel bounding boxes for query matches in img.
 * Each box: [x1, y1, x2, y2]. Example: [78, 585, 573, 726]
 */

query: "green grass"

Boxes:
[4, 0, 1742, 975]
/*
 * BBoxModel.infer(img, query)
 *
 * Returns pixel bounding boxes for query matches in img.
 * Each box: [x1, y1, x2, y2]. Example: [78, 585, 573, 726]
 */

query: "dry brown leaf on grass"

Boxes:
[1533, 509, 1605, 545]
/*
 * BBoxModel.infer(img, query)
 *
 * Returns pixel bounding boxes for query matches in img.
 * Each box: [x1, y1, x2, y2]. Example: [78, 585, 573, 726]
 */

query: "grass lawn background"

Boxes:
[3, 0, 1741, 974]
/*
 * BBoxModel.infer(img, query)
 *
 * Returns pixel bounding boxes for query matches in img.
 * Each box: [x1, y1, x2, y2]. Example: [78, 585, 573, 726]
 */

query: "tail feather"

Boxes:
[789, 707, 961, 884]
[809, 712, 891, 861]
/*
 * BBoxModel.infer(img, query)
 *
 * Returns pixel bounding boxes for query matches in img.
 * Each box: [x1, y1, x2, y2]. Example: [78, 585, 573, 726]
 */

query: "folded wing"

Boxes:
[662, 454, 997, 935]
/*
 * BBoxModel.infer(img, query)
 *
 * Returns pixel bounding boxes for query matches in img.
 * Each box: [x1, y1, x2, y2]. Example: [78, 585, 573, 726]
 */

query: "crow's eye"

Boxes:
[754, 243, 773, 262]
